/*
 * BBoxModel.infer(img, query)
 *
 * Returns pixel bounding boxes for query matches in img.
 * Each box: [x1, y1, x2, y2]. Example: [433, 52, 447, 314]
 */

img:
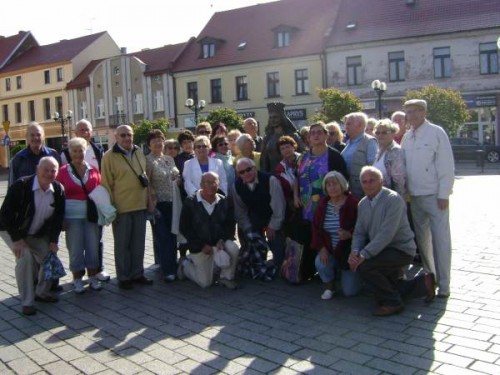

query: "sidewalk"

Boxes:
[0, 173, 499, 374]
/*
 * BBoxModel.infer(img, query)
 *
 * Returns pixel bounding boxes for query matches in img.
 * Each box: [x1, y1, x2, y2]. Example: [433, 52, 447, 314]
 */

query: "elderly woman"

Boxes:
[56, 137, 102, 294]
[234, 133, 261, 170]
[366, 118, 377, 136]
[312, 171, 361, 299]
[183, 136, 228, 196]
[146, 130, 180, 282]
[227, 129, 242, 156]
[274, 136, 300, 202]
[164, 139, 180, 158]
[373, 119, 406, 196]
[326, 122, 345, 152]
[211, 135, 236, 187]
[299, 126, 310, 150]
[195, 121, 212, 137]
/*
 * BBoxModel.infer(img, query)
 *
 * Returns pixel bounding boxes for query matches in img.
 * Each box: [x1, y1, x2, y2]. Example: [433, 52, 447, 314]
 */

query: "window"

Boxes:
[267, 72, 280, 98]
[153, 91, 164, 112]
[347, 56, 362, 86]
[202, 43, 215, 58]
[80, 101, 88, 120]
[236, 76, 248, 101]
[389, 51, 405, 81]
[276, 31, 290, 48]
[433, 47, 451, 78]
[187, 82, 198, 101]
[295, 69, 309, 95]
[2, 105, 8, 122]
[133, 93, 143, 114]
[5, 78, 10, 91]
[113, 96, 123, 114]
[480, 42, 499, 75]
[56, 68, 64, 82]
[43, 98, 51, 120]
[28, 100, 35, 122]
[44, 70, 51, 84]
[55, 96, 63, 115]
[16, 76, 22, 89]
[210, 79, 222, 103]
[113, 67, 120, 76]
[96, 99, 105, 118]
[15, 103, 21, 123]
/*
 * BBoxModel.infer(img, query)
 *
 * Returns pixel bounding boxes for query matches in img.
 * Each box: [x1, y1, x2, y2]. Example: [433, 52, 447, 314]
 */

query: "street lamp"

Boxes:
[371, 79, 387, 119]
[53, 110, 72, 148]
[185, 98, 206, 126]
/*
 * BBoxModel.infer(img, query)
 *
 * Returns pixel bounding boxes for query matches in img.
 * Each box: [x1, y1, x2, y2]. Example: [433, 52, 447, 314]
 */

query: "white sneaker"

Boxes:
[74, 278, 85, 294]
[219, 278, 238, 290]
[321, 289, 335, 300]
[96, 271, 111, 282]
[89, 277, 103, 291]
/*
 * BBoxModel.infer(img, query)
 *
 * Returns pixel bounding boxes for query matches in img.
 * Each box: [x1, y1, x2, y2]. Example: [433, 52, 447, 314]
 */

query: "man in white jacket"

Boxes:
[401, 99, 454, 298]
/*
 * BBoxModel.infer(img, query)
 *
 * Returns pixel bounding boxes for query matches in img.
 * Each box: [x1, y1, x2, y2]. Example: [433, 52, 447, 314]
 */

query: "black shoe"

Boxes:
[35, 295, 59, 303]
[132, 276, 153, 285]
[22, 306, 37, 316]
[118, 280, 134, 290]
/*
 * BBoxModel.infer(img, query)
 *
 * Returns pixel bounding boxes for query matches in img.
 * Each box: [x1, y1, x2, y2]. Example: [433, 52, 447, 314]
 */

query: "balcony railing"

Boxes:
[109, 113, 128, 126]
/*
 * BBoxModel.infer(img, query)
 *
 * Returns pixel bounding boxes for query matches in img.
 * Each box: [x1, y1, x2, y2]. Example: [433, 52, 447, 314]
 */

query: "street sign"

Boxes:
[2, 120, 10, 133]
[3, 135, 10, 146]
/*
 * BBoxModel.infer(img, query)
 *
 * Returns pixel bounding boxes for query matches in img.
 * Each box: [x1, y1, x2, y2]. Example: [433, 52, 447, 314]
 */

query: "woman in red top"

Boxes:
[57, 137, 101, 294]
[311, 171, 361, 299]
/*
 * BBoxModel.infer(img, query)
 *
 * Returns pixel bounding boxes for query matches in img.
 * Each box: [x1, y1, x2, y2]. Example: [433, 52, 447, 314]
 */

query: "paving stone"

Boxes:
[353, 342, 397, 359]
[433, 364, 486, 375]
[469, 360, 500, 374]
[141, 359, 180, 374]
[174, 358, 217, 375]
[25, 347, 59, 366]
[105, 358, 144, 375]
[5, 356, 41, 375]
[70, 356, 107, 374]
[233, 356, 281, 373]
[366, 358, 417, 375]
[42, 360, 81, 375]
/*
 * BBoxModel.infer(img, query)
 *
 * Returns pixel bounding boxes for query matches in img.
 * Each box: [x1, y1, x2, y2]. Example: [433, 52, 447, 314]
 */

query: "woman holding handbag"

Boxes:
[56, 137, 102, 294]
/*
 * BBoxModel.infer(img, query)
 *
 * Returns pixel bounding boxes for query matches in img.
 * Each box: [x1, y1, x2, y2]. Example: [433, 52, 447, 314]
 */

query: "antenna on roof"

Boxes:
[86, 17, 96, 35]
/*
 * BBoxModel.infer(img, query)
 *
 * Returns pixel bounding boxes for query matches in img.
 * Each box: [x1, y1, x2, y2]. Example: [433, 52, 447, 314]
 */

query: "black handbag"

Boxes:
[70, 164, 98, 223]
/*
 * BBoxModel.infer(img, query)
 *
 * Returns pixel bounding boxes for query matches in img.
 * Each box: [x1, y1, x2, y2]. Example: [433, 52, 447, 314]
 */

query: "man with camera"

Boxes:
[101, 125, 152, 289]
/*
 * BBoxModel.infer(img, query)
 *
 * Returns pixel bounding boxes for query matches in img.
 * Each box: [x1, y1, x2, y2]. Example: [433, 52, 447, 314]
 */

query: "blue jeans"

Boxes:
[315, 253, 362, 296]
[65, 218, 100, 273]
[152, 202, 178, 276]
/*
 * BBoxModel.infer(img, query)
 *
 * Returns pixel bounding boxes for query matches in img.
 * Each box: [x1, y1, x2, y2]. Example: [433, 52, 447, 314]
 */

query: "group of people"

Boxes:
[1, 98, 455, 318]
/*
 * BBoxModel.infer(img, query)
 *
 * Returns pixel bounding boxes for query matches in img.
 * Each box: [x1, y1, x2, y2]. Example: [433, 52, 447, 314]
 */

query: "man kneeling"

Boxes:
[179, 172, 239, 289]
[348, 166, 435, 317]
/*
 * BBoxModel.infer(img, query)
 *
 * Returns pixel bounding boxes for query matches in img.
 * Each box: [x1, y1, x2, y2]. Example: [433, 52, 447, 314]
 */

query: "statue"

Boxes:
[260, 102, 304, 172]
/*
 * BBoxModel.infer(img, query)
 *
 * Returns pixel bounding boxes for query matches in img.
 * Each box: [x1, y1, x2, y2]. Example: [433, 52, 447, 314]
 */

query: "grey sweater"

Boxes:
[353, 187, 416, 259]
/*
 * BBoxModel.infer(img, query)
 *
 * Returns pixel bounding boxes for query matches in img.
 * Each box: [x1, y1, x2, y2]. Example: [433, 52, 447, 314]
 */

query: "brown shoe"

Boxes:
[22, 306, 37, 316]
[132, 276, 153, 285]
[372, 304, 404, 317]
[424, 273, 436, 303]
[35, 295, 59, 303]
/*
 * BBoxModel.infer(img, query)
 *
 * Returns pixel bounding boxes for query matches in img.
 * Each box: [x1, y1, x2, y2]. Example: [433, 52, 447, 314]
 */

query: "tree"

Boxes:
[131, 118, 170, 146]
[202, 107, 244, 131]
[312, 88, 363, 123]
[405, 85, 469, 135]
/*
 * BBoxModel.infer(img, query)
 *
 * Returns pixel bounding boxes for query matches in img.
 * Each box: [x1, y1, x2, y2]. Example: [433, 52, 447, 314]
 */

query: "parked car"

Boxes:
[449, 138, 500, 163]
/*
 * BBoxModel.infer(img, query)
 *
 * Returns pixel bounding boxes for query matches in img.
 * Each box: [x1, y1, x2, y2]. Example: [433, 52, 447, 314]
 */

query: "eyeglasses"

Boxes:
[195, 144, 208, 149]
[374, 130, 391, 135]
[218, 142, 229, 147]
[119, 133, 133, 138]
[238, 166, 254, 175]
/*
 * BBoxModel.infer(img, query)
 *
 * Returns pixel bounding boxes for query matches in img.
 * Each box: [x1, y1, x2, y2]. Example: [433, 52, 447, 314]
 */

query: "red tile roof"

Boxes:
[327, 0, 500, 47]
[65, 59, 104, 90]
[0, 31, 38, 70]
[1, 32, 108, 73]
[131, 42, 188, 75]
[172, 0, 342, 72]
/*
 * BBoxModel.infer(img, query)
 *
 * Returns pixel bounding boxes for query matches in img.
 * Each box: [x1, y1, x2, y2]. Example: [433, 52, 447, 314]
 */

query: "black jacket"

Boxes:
[0, 175, 65, 243]
[180, 193, 235, 253]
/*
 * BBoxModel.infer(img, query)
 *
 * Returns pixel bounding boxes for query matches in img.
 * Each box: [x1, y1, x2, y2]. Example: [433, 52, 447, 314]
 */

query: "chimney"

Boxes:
[120, 47, 127, 54]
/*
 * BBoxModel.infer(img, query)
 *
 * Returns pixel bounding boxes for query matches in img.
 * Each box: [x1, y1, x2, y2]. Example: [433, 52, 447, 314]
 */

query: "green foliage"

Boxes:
[405, 85, 469, 135]
[202, 107, 244, 131]
[10, 144, 25, 157]
[131, 118, 170, 145]
[312, 88, 363, 123]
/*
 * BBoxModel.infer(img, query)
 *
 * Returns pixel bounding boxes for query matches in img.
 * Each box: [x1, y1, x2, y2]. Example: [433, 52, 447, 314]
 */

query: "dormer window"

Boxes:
[273, 25, 298, 49]
[202, 43, 215, 58]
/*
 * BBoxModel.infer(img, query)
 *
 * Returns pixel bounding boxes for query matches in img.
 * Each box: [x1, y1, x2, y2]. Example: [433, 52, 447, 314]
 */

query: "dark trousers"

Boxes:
[358, 247, 427, 306]
[151, 202, 177, 276]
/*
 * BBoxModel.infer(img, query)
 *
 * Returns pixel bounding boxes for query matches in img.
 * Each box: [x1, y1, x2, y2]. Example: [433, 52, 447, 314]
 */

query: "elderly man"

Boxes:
[9, 122, 61, 186]
[243, 117, 263, 152]
[401, 99, 454, 298]
[60, 119, 110, 282]
[101, 125, 151, 289]
[391, 111, 407, 144]
[341, 112, 378, 198]
[232, 157, 286, 268]
[178, 172, 239, 289]
[0, 157, 65, 315]
[348, 167, 435, 317]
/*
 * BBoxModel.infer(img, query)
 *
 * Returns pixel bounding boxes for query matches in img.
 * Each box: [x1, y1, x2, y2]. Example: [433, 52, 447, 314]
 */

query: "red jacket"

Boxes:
[311, 193, 358, 268]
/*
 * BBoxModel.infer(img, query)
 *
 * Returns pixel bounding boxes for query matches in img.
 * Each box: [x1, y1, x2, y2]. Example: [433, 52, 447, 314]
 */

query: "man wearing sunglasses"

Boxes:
[232, 158, 286, 269]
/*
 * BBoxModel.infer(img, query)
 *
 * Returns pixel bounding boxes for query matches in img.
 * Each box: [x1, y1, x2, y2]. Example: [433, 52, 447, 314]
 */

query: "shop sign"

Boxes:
[238, 111, 255, 119]
[285, 108, 306, 120]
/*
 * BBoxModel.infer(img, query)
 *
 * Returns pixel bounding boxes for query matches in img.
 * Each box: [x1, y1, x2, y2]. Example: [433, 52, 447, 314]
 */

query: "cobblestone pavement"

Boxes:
[0, 162, 499, 374]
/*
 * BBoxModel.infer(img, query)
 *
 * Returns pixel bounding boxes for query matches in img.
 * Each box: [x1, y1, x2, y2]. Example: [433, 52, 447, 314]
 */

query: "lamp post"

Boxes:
[53, 110, 72, 149]
[185, 98, 206, 126]
[371, 80, 387, 119]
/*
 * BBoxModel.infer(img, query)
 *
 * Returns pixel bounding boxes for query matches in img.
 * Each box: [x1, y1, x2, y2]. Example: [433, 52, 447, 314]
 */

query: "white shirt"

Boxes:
[28, 177, 55, 235]
[196, 190, 221, 215]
